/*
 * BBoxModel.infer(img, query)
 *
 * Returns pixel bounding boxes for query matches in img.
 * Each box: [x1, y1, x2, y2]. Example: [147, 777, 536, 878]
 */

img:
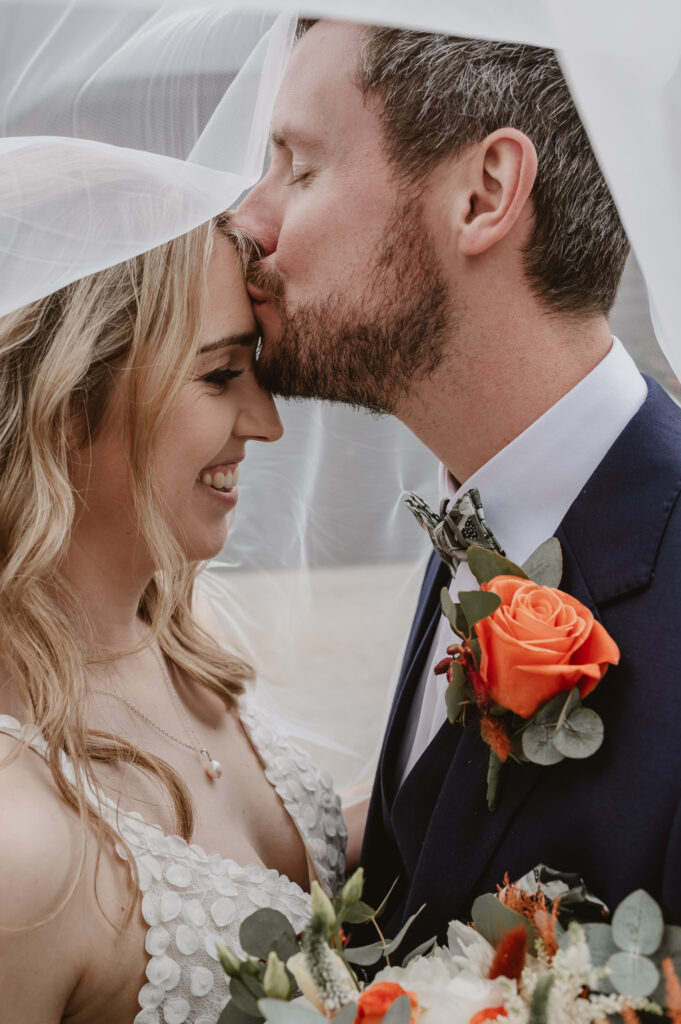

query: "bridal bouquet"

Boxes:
[436, 538, 620, 809]
[214, 866, 681, 1024]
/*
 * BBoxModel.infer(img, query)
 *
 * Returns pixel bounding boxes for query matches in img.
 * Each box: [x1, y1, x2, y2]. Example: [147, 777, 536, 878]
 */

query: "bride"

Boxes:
[0, 213, 346, 1024]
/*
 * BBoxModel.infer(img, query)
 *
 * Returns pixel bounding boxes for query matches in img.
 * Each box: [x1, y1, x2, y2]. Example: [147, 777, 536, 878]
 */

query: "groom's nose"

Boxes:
[235, 178, 280, 257]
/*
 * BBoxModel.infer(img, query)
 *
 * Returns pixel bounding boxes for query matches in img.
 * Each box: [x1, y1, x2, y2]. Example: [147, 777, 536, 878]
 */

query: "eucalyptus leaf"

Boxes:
[258, 999, 327, 1024]
[471, 892, 538, 950]
[446, 663, 466, 724]
[218, 1000, 264, 1024]
[341, 901, 377, 925]
[455, 603, 469, 640]
[344, 906, 425, 966]
[580, 923, 617, 994]
[331, 1004, 358, 1024]
[521, 537, 563, 588]
[552, 708, 604, 759]
[612, 889, 664, 955]
[521, 722, 565, 766]
[458, 589, 502, 630]
[486, 750, 504, 811]
[372, 877, 400, 921]
[440, 587, 460, 634]
[381, 995, 412, 1024]
[401, 935, 438, 966]
[230, 978, 263, 1017]
[531, 690, 575, 726]
[240, 910, 299, 963]
[466, 545, 528, 586]
[555, 687, 581, 729]
[527, 973, 554, 1024]
[607, 951, 660, 998]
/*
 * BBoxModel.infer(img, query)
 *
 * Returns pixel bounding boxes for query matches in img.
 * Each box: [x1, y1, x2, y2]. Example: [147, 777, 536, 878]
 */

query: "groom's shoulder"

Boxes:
[560, 375, 681, 593]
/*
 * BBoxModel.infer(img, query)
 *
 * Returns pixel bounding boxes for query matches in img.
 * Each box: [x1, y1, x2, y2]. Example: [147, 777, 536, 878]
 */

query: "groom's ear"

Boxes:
[456, 128, 538, 257]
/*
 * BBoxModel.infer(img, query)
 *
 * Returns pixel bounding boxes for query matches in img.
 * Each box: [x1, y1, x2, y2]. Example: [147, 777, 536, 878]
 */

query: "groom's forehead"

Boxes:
[272, 20, 366, 134]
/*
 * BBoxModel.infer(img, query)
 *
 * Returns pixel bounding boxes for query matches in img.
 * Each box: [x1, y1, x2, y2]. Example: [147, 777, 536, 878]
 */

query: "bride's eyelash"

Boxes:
[201, 367, 245, 388]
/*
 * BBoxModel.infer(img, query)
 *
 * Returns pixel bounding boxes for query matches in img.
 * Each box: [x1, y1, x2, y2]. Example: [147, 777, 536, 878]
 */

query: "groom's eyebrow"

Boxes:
[199, 330, 259, 354]
[271, 126, 323, 153]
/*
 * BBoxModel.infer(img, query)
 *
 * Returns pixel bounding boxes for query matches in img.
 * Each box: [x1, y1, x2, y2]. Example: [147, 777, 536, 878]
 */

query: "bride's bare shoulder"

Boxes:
[0, 734, 97, 1021]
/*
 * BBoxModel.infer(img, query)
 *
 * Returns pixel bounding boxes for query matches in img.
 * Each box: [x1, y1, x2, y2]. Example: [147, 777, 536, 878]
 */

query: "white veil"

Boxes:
[1, 0, 679, 789]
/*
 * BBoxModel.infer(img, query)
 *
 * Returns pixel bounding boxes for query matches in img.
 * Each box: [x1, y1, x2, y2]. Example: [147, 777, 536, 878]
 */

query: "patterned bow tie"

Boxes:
[404, 487, 505, 575]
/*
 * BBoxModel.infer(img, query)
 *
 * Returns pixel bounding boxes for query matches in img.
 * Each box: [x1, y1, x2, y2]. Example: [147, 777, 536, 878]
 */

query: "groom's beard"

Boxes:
[249, 202, 453, 414]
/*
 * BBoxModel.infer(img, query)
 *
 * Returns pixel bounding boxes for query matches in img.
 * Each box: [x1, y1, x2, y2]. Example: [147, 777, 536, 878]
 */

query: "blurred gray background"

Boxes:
[612, 255, 680, 399]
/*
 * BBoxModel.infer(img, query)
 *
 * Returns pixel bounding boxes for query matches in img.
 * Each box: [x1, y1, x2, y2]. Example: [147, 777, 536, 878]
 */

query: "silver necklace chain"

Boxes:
[90, 641, 223, 780]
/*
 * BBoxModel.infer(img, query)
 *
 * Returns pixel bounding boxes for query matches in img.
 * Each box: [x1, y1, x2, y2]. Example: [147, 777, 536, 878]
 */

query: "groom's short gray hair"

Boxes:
[354, 29, 628, 317]
[297, 22, 627, 318]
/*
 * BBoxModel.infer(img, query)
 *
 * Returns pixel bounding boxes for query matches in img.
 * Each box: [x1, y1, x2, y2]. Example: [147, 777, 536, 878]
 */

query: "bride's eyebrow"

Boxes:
[199, 330, 259, 355]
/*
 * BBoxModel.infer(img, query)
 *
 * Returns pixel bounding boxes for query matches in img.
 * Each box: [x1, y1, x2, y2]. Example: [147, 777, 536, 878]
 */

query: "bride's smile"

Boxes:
[70, 234, 282, 572]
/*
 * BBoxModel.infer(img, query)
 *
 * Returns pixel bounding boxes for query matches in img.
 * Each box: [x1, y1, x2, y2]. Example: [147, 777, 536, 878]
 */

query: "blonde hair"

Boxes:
[0, 213, 257, 918]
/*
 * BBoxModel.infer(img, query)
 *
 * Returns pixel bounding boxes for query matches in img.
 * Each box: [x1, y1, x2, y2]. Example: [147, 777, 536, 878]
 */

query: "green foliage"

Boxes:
[519, 688, 604, 766]
[258, 999, 327, 1024]
[230, 976, 264, 1017]
[217, 942, 245, 978]
[466, 545, 528, 585]
[612, 890, 665, 955]
[440, 587, 464, 636]
[331, 1003, 358, 1024]
[344, 906, 425, 966]
[445, 662, 466, 724]
[218, 1000, 264, 1024]
[240, 909, 299, 963]
[381, 995, 413, 1024]
[340, 900, 377, 925]
[579, 923, 617, 994]
[580, 889, 679, 1002]
[521, 721, 565, 766]
[458, 589, 502, 630]
[471, 892, 538, 951]
[527, 974, 555, 1024]
[486, 750, 504, 811]
[521, 537, 563, 588]
[607, 951, 660, 998]
[552, 707, 604, 758]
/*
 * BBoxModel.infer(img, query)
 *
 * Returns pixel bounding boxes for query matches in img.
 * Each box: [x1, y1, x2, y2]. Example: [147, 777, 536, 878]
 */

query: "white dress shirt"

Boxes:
[398, 337, 647, 785]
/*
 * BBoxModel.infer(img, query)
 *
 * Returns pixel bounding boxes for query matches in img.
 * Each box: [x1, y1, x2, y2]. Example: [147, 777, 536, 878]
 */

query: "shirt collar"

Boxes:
[438, 337, 647, 565]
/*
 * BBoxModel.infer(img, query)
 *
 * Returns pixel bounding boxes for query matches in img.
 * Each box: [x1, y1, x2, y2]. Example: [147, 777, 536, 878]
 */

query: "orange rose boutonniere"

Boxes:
[435, 539, 620, 810]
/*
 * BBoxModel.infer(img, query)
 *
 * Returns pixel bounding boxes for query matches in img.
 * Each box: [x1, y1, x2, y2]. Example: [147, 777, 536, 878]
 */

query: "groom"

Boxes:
[236, 21, 681, 943]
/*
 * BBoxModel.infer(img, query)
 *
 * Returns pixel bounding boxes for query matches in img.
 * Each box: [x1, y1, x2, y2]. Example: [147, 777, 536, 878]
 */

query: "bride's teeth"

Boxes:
[199, 467, 239, 490]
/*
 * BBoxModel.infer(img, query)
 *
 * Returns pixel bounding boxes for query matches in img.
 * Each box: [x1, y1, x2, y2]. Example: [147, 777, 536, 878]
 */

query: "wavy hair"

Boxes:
[0, 213, 256, 921]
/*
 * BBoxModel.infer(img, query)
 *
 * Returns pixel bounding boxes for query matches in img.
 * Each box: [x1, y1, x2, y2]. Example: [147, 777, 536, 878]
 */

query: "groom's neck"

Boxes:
[397, 309, 613, 484]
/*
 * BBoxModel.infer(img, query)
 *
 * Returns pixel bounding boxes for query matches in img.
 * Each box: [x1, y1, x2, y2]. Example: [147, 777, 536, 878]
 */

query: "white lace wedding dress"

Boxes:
[0, 690, 347, 1024]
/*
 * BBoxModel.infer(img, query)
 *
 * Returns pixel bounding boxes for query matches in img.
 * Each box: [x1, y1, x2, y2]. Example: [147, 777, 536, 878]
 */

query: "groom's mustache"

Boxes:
[246, 259, 285, 303]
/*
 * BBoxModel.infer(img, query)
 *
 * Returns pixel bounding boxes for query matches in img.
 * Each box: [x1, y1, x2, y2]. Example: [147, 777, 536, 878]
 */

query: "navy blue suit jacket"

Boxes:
[360, 377, 681, 951]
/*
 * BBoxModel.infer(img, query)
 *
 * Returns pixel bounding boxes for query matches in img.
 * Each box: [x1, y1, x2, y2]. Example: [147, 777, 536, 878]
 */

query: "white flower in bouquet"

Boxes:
[374, 923, 508, 1024]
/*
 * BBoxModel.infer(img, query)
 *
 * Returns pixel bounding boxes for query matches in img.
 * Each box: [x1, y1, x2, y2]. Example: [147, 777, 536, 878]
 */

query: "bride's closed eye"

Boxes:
[200, 365, 245, 391]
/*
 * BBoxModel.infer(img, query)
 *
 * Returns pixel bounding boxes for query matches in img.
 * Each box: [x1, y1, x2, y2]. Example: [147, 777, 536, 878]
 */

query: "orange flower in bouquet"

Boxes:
[355, 982, 419, 1024]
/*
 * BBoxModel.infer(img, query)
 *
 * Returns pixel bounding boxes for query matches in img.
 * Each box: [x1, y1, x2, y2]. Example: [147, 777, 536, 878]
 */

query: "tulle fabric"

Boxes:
[1, 0, 679, 787]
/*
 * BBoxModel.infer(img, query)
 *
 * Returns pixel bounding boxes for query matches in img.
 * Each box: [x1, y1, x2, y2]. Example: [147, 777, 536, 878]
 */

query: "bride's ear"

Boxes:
[457, 128, 538, 256]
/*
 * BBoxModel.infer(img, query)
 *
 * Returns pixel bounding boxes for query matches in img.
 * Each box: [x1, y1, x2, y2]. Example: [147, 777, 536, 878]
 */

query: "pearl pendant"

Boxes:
[205, 758, 223, 780]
